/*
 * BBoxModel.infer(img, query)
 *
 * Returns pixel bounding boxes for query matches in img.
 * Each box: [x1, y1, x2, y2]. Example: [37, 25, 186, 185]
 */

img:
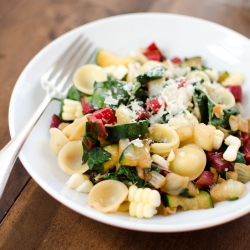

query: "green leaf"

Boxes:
[208, 99, 239, 128]
[82, 133, 97, 163]
[67, 85, 83, 101]
[136, 66, 167, 85]
[234, 151, 246, 164]
[87, 147, 111, 173]
[91, 80, 131, 109]
[102, 166, 152, 188]
[193, 88, 209, 124]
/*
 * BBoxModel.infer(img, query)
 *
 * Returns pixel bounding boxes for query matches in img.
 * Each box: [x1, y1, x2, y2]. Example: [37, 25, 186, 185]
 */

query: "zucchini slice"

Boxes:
[119, 140, 152, 168]
[162, 190, 214, 210]
[105, 120, 149, 141]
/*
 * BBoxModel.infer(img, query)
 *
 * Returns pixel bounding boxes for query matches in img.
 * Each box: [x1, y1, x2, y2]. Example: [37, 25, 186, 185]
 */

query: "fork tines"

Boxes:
[46, 35, 98, 91]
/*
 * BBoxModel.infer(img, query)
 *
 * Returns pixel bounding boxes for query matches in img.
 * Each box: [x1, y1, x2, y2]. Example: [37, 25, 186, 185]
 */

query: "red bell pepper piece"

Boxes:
[143, 50, 162, 61]
[143, 43, 166, 62]
[147, 43, 158, 51]
[50, 114, 61, 128]
[206, 151, 234, 171]
[171, 57, 182, 65]
[81, 97, 95, 114]
[146, 98, 167, 114]
[225, 85, 242, 102]
[87, 107, 116, 125]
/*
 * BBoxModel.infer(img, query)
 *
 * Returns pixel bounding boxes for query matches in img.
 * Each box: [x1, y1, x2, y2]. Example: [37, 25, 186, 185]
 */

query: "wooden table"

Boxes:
[1, 0, 250, 249]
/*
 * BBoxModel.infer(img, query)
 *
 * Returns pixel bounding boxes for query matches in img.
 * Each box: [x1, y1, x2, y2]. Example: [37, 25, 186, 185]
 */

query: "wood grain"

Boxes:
[1, 0, 250, 249]
[1, 179, 250, 250]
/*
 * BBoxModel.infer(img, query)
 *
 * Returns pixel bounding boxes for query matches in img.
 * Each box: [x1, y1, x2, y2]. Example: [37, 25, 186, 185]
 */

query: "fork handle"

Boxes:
[0, 94, 51, 198]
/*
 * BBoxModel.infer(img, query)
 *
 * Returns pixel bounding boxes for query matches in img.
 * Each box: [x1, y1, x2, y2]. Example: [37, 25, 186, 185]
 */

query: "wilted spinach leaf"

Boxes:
[67, 85, 83, 101]
[136, 66, 167, 86]
[91, 80, 132, 109]
[102, 166, 152, 188]
[87, 147, 111, 173]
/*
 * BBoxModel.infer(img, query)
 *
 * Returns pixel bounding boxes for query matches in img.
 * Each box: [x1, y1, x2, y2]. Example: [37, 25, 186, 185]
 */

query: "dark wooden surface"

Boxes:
[1, 0, 250, 249]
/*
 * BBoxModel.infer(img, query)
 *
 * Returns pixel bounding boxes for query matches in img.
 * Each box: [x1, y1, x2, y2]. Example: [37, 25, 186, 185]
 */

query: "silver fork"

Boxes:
[0, 35, 97, 198]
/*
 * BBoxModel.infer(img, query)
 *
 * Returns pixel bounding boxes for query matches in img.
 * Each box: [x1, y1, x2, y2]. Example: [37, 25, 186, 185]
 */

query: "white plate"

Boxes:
[9, 13, 250, 232]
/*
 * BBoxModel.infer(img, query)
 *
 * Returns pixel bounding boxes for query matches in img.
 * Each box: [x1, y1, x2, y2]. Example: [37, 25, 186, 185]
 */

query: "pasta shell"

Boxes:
[87, 180, 128, 213]
[206, 87, 235, 110]
[73, 64, 107, 95]
[185, 70, 211, 83]
[58, 140, 89, 175]
[62, 115, 89, 140]
[49, 128, 70, 155]
[149, 124, 180, 155]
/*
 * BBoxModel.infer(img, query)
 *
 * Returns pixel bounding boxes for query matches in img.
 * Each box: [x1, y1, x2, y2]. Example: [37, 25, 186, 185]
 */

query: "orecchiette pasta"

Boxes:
[58, 140, 89, 175]
[169, 145, 206, 181]
[62, 115, 89, 141]
[49, 128, 70, 155]
[73, 64, 107, 95]
[87, 180, 128, 213]
[149, 124, 180, 156]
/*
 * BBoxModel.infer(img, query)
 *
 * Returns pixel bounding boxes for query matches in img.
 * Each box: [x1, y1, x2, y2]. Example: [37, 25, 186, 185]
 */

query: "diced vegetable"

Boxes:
[87, 107, 116, 125]
[143, 42, 166, 62]
[105, 120, 149, 141]
[81, 97, 95, 114]
[195, 171, 214, 189]
[50, 114, 61, 128]
[225, 85, 242, 102]
[146, 97, 166, 114]
[206, 151, 234, 171]
[119, 140, 152, 169]
[160, 173, 189, 196]
[162, 190, 214, 210]
[210, 179, 246, 202]
[86, 117, 108, 139]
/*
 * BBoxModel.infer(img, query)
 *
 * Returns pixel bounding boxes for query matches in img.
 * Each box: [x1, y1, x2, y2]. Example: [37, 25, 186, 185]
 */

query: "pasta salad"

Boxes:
[49, 42, 250, 218]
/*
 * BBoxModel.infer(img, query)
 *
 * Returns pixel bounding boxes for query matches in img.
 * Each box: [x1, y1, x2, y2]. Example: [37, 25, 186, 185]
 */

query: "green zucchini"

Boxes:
[119, 141, 152, 168]
[180, 56, 202, 68]
[162, 190, 214, 210]
[105, 120, 149, 141]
